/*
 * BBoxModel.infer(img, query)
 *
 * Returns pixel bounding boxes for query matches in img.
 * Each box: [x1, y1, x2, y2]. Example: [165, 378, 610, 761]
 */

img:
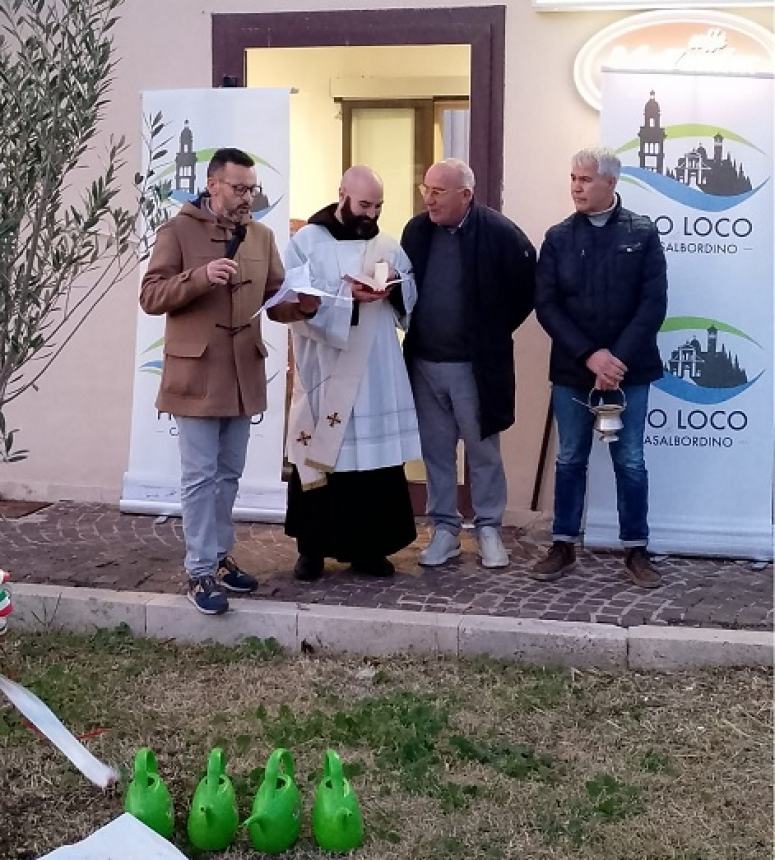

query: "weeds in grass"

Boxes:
[585, 772, 641, 820]
[257, 692, 449, 793]
[195, 635, 283, 664]
[535, 772, 642, 846]
[640, 749, 674, 774]
[449, 734, 555, 781]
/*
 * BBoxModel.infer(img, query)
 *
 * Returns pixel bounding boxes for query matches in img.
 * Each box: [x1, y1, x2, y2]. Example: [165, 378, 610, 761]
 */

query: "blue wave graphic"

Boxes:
[139, 360, 163, 373]
[169, 190, 198, 205]
[621, 167, 769, 212]
[654, 370, 763, 404]
[251, 197, 283, 222]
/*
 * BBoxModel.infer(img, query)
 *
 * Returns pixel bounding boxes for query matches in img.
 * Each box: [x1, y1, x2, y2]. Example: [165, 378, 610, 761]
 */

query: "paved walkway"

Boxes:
[0, 502, 771, 631]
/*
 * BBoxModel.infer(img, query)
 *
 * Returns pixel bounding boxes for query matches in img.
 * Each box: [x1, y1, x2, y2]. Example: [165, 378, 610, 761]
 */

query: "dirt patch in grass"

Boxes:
[0, 627, 771, 859]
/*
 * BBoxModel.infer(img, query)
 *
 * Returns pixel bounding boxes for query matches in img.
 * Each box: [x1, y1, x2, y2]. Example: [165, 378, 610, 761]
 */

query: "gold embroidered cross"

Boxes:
[326, 412, 342, 428]
[296, 430, 312, 446]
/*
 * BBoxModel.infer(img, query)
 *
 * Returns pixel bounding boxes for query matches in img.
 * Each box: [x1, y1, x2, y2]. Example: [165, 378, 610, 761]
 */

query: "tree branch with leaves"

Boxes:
[0, 0, 170, 462]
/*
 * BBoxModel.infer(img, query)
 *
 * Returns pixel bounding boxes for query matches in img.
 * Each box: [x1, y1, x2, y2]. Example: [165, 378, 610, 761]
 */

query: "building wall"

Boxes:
[2, 1, 771, 525]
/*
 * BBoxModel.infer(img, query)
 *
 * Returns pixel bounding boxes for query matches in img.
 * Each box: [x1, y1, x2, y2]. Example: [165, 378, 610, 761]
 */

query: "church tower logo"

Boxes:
[615, 91, 769, 212]
[175, 120, 197, 195]
[148, 120, 279, 219]
[655, 316, 764, 404]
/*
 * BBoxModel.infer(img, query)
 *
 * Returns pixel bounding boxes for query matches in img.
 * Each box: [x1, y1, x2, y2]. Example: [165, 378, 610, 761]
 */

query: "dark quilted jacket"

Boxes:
[535, 199, 667, 388]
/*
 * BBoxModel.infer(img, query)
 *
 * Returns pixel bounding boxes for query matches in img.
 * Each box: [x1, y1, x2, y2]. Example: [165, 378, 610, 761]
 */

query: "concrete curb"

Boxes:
[9, 583, 773, 671]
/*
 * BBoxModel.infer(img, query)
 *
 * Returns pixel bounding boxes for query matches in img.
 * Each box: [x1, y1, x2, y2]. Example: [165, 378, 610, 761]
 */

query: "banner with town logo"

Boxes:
[585, 70, 773, 559]
[121, 88, 290, 521]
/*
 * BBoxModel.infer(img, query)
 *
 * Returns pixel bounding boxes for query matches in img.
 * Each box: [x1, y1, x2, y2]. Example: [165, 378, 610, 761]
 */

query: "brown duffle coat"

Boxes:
[140, 201, 284, 417]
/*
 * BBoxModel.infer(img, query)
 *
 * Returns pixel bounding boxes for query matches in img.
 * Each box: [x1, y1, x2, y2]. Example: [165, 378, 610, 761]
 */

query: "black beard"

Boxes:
[341, 197, 379, 239]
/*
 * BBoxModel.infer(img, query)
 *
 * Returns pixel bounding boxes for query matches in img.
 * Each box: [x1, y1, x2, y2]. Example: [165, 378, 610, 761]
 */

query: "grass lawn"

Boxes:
[0, 626, 771, 859]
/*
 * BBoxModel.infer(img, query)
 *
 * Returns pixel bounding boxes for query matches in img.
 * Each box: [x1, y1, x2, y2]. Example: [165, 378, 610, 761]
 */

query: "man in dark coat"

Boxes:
[401, 159, 535, 569]
[531, 147, 668, 588]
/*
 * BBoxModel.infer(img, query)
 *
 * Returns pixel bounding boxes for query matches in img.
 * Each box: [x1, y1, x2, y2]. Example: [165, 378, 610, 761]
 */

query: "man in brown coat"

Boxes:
[141, 148, 318, 614]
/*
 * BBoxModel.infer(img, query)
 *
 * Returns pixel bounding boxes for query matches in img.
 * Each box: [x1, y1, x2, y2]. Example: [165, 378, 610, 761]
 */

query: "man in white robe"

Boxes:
[281, 166, 421, 580]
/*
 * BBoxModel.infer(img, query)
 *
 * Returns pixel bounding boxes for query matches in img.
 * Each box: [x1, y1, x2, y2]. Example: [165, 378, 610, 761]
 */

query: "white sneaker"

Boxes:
[419, 529, 461, 566]
[478, 527, 509, 568]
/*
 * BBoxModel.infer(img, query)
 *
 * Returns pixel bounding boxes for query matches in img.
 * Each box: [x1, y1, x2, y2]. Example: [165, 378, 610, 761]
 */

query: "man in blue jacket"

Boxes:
[531, 147, 667, 588]
[402, 159, 535, 569]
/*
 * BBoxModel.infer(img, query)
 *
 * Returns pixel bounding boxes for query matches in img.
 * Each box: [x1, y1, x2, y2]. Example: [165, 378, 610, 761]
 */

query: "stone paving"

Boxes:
[0, 502, 771, 630]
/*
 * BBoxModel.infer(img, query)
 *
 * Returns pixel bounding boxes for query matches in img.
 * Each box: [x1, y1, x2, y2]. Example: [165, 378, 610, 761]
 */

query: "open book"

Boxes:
[347, 260, 403, 292]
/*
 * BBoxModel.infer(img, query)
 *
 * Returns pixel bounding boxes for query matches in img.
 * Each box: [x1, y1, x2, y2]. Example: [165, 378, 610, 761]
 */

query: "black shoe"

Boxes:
[350, 557, 395, 578]
[217, 555, 258, 593]
[294, 555, 324, 582]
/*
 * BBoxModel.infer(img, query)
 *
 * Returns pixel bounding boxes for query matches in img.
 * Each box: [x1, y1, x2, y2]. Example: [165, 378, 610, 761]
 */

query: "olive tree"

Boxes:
[0, 0, 169, 461]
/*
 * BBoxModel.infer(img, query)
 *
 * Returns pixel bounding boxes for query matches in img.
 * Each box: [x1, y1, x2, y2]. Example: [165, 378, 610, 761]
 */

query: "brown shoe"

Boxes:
[624, 547, 661, 589]
[529, 541, 576, 582]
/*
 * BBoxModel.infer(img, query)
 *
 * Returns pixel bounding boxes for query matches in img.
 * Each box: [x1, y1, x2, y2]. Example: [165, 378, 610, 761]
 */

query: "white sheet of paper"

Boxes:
[38, 814, 188, 859]
[0, 673, 118, 789]
[259, 262, 329, 313]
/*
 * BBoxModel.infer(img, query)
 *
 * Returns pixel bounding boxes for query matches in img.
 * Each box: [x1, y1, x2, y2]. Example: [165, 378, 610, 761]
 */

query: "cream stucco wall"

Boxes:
[1, 1, 771, 525]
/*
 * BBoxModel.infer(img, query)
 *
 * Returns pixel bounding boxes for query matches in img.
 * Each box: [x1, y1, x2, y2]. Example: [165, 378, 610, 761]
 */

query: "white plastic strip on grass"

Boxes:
[0, 673, 118, 788]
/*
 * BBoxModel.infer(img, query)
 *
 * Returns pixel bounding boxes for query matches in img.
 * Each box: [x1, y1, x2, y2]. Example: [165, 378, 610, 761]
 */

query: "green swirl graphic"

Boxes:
[616, 124, 764, 156]
[660, 316, 761, 348]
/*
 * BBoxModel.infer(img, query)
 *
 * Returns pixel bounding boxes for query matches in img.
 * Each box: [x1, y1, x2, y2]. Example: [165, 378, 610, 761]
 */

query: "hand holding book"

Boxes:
[345, 260, 403, 302]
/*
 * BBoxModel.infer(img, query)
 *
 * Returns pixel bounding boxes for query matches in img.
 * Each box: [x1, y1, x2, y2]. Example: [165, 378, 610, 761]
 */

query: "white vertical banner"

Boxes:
[585, 70, 774, 559]
[121, 88, 290, 521]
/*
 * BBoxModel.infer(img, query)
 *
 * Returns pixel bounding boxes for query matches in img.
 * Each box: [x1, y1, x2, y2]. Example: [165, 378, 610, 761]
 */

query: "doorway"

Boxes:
[243, 43, 469, 238]
[212, 7, 505, 206]
[212, 8, 505, 516]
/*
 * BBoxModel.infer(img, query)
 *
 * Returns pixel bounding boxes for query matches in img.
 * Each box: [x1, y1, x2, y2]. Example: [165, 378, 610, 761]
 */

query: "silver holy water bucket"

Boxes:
[587, 388, 627, 443]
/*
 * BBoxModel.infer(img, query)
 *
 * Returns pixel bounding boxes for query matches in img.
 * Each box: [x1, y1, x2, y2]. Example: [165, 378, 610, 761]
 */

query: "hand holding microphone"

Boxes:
[207, 223, 247, 286]
[206, 258, 239, 285]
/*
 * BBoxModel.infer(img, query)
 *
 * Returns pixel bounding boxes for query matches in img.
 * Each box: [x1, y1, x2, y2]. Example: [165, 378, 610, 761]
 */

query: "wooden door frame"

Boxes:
[211, 6, 505, 210]
[338, 98, 435, 214]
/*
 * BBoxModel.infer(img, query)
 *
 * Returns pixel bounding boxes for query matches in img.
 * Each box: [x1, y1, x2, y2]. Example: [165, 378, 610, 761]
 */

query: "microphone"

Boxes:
[223, 223, 247, 260]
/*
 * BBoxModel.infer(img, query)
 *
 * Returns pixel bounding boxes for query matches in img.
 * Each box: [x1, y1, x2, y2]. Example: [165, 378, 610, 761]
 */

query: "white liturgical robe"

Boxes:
[285, 224, 421, 474]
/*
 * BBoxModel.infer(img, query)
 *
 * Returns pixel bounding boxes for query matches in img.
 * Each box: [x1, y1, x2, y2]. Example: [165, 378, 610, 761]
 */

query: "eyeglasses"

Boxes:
[417, 184, 466, 199]
[221, 180, 261, 197]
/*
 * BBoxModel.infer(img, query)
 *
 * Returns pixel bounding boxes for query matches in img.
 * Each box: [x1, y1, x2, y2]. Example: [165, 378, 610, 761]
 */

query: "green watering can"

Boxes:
[187, 747, 239, 851]
[312, 750, 364, 854]
[124, 748, 174, 838]
[243, 748, 302, 853]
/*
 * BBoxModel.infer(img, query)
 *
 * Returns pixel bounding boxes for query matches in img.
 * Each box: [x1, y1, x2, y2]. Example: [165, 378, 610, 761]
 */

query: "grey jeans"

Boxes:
[175, 415, 251, 578]
[410, 359, 507, 534]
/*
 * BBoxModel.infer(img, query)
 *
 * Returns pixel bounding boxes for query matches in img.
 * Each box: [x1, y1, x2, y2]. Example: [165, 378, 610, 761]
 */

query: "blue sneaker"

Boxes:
[217, 555, 258, 593]
[187, 575, 228, 615]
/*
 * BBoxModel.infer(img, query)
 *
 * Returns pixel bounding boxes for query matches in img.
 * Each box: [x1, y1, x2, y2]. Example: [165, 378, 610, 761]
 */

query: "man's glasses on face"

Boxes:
[418, 184, 465, 199]
[221, 180, 261, 198]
